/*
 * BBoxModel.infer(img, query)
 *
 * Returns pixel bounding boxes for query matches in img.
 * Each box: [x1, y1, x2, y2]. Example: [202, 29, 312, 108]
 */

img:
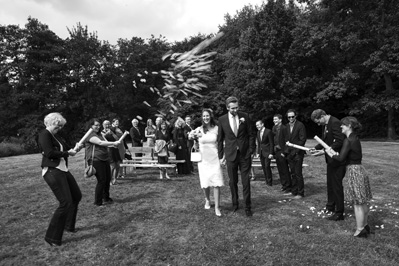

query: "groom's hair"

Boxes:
[225, 96, 238, 107]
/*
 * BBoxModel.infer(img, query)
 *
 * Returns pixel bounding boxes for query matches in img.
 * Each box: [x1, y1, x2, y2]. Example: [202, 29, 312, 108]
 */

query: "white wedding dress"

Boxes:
[196, 126, 224, 188]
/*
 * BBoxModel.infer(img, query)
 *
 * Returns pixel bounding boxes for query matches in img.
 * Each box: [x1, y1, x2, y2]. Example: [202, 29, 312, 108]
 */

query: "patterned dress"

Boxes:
[332, 133, 372, 204]
[195, 126, 224, 188]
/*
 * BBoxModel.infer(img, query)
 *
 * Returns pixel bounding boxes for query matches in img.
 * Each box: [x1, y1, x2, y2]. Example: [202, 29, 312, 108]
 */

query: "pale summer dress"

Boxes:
[195, 125, 224, 188]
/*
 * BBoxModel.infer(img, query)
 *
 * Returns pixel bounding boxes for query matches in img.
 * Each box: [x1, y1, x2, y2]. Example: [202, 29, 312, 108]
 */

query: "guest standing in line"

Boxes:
[189, 109, 224, 216]
[255, 120, 274, 186]
[184, 115, 195, 173]
[272, 114, 291, 193]
[101, 120, 121, 185]
[173, 117, 191, 175]
[284, 109, 307, 199]
[130, 118, 144, 157]
[111, 118, 127, 179]
[310, 109, 346, 221]
[218, 96, 256, 217]
[155, 120, 172, 179]
[145, 118, 156, 147]
[85, 118, 120, 207]
[38, 112, 82, 246]
[326, 116, 372, 237]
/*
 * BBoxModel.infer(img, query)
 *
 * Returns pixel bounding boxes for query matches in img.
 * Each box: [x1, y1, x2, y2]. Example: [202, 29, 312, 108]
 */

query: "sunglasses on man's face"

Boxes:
[288, 116, 295, 119]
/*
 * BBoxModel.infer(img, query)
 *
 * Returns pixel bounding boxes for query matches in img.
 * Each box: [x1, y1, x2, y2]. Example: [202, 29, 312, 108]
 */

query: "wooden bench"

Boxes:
[251, 157, 308, 178]
[122, 146, 185, 177]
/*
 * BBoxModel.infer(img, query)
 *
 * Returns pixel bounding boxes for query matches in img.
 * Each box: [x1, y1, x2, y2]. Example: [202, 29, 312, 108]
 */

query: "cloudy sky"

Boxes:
[0, 0, 265, 44]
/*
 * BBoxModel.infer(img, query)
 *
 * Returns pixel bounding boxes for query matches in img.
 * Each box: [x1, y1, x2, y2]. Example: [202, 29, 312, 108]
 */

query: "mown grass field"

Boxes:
[1, 140, 399, 266]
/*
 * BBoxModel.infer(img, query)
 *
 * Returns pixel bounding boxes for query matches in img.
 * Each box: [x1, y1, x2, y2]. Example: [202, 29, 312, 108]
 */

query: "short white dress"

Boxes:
[195, 126, 224, 188]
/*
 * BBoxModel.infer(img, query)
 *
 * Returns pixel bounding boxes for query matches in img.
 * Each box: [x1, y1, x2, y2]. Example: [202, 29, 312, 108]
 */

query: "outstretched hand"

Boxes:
[307, 148, 324, 156]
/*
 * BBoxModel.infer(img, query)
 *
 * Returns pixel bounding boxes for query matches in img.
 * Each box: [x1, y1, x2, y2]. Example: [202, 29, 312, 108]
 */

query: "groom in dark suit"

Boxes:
[218, 96, 256, 216]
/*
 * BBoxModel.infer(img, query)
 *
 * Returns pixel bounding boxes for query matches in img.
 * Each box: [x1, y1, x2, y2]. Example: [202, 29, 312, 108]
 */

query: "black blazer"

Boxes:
[272, 124, 288, 151]
[38, 129, 70, 168]
[130, 126, 144, 146]
[284, 120, 307, 156]
[257, 128, 274, 157]
[315, 116, 346, 165]
[217, 111, 256, 161]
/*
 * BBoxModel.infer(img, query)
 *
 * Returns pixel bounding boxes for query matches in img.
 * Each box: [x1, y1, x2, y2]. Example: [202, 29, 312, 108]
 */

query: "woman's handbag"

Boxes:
[84, 145, 96, 178]
[190, 147, 202, 162]
[124, 149, 132, 160]
[168, 142, 178, 154]
[155, 140, 168, 157]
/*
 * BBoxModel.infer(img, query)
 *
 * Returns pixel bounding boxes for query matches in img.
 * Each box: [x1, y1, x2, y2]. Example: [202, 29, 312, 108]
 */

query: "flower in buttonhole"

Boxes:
[239, 117, 245, 124]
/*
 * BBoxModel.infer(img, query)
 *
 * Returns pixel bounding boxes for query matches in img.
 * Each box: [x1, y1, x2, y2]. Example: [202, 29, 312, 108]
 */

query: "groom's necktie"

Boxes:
[232, 115, 238, 136]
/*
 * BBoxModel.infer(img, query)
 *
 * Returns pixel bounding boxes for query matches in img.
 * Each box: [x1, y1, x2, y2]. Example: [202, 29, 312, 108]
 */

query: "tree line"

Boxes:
[1, 0, 398, 153]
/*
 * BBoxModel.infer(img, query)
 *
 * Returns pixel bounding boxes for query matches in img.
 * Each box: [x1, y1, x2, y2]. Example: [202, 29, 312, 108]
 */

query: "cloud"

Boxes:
[0, 0, 265, 44]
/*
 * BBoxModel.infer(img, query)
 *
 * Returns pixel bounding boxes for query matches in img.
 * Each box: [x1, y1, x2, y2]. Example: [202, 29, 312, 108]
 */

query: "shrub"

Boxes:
[0, 140, 26, 157]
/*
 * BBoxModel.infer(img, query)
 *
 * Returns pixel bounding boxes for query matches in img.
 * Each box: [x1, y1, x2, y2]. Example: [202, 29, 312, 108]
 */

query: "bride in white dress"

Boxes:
[189, 109, 224, 217]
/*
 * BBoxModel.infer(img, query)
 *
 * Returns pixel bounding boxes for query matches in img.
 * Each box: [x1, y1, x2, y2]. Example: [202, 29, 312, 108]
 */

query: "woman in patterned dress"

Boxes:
[327, 116, 372, 238]
[189, 109, 224, 217]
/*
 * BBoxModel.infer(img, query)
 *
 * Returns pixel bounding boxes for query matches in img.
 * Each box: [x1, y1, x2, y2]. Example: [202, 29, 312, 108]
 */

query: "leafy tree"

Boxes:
[306, 0, 399, 139]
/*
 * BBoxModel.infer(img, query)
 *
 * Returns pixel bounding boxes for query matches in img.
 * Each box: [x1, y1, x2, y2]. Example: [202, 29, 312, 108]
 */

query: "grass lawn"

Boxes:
[1, 139, 399, 265]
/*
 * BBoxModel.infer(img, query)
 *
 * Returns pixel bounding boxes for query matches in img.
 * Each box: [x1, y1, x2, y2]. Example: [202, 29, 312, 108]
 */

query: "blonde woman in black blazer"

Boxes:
[38, 112, 83, 246]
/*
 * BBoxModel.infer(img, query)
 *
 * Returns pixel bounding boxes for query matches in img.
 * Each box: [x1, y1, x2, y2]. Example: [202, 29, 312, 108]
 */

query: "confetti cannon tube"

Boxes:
[313, 135, 331, 150]
[74, 128, 94, 151]
[119, 131, 129, 142]
[286, 141, 310, 151]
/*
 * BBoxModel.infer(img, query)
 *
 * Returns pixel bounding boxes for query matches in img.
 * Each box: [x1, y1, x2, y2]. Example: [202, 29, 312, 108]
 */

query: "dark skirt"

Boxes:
[158, 156, 168, 164]
[344, 164, 372, 205]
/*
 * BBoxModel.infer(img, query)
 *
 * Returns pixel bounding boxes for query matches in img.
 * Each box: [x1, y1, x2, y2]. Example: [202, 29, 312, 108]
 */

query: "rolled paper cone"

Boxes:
[74, 128, 94, 152]
[78, 128, 93, 146]
[314, 136, 331, 150]
[119, 131, 129, 142]
[286, 141, 310, 151]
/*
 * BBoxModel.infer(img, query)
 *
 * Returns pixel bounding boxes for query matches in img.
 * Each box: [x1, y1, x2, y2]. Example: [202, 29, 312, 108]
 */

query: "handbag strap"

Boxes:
[191, 146, 199, 152]
[90, 144, 95, 164]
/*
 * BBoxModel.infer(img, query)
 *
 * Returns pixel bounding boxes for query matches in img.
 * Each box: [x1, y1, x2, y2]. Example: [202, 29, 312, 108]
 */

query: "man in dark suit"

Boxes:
[310, 109, 346, 221]
[255, 120, 274, 186]
[284, 109, 307, 199]
[129, 118, 144, 157]
[272, 114, 291, 193]
[218, 96, 256, 217]
[184, 115, 194, 173]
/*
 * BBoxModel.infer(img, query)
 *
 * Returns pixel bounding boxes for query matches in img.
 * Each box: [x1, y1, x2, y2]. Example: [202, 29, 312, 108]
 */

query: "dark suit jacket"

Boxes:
[184, 124, 194, 148]
[257, 127, 274, 157]
[38, 129, 70, 168]
[315, 116, 345, 165]
[284, 120, 307, 157]
[217, 111, 256, 161]
[130, 126, 144, 146]
[272, 124, 288, 152]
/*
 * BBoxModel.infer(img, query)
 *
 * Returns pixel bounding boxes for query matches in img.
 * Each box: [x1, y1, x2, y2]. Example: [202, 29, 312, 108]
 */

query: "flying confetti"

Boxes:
[134, 32, 225, 116]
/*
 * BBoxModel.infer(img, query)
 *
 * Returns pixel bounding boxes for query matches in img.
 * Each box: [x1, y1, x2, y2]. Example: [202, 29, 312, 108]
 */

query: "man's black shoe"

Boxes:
[327, 213, 344, 221]
[245, 210, 253, 217]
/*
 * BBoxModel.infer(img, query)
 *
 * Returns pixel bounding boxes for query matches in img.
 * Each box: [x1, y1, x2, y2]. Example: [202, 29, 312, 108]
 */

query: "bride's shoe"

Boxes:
[204, 200, 211, 209]
[215, 207, 222, 217]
